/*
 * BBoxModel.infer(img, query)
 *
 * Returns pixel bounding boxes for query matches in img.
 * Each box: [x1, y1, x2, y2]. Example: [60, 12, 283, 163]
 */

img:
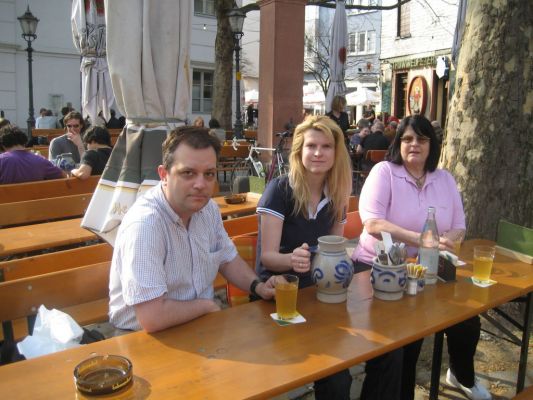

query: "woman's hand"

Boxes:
[438, 236, 455, 253]
[291, 243, 311, 273]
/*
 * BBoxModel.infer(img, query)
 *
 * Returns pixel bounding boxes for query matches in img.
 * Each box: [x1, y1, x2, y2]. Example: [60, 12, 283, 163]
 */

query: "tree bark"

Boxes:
[213, 0, 235, 130]
[440, 0, 533, 239]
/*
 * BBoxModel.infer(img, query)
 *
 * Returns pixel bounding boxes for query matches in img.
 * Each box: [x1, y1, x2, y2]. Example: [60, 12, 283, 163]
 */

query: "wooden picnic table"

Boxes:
[0, 195, 258, 258]
[0, 240, 530, 399]
[0, 218, 96, 258]
[213, 193, 259, 218]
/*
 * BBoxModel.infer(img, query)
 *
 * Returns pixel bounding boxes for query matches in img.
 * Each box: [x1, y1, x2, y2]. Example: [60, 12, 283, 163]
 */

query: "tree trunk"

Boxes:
[213, 0, 235, 130]
[441, 0, 533, 239]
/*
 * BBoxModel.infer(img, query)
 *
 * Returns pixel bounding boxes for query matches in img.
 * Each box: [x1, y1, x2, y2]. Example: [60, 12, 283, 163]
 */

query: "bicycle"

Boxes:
[229, 130, 291, 193]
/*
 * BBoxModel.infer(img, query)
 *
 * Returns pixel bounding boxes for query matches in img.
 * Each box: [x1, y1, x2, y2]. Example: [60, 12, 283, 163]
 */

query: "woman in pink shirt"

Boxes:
[352, 115, 491, 400]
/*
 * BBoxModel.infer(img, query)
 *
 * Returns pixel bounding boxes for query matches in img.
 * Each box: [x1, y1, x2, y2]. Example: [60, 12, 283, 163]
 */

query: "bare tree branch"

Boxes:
[240, 0, 411, 13]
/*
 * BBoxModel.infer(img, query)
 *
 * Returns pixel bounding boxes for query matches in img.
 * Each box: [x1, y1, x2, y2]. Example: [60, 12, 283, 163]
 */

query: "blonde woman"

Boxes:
[255, 115, 352, 399]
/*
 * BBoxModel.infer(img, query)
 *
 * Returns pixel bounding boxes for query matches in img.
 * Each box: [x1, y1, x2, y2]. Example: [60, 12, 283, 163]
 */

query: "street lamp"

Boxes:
[18, 6, 39, 142]
[227, 8, 245, 140]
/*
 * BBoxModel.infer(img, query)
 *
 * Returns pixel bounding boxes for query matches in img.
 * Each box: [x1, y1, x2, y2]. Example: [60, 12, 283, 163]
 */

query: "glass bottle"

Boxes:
[418, 206, 440, 284]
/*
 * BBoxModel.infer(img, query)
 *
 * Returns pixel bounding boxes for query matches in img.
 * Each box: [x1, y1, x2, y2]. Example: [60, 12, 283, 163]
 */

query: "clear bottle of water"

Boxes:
[418, 206, 440, 284]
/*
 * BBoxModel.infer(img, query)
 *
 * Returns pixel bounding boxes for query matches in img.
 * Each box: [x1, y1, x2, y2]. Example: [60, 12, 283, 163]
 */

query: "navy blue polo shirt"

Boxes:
[255, 176, 338, 288]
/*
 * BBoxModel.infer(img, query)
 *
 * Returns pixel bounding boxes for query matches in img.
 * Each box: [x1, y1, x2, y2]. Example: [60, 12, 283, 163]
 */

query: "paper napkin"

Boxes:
[270, 312, 306, 326]
[471, 277, 497, 288]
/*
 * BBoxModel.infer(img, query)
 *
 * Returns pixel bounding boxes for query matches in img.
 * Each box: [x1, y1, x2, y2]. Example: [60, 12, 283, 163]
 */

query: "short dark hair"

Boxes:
[83, 126, 111, 146]
[162, 126, 221, 170]
[63, 111, 85, 130]
[208, 118, 220, 129]
[0, 125, 28, 150]
[388, 115, 441, 172]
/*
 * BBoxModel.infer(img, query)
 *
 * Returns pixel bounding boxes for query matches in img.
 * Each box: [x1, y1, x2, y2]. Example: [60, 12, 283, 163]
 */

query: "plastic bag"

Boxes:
[17, 305, 84, 359]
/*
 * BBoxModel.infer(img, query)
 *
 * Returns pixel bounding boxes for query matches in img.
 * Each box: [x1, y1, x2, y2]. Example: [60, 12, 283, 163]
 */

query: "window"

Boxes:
[192, 70, 213, 113]
[305, 36, 316, 58]
[348, 31, 376, 55]
[397, 1, 411, 38]
[194, 0, 215, 16]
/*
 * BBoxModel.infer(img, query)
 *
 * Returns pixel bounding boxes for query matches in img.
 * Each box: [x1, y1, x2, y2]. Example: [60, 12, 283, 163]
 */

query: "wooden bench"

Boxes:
[217, 144, 251, 182]
[0, 175, 100, 204]
[33, 128, 122, 144]
[223, 214, 258, 238]
[0, 262, 111, 342]
[0, 242, 227, 342]
[0, 243, 112, 283]
[0, 193, 92, 227]
[345, 211, 363, 240]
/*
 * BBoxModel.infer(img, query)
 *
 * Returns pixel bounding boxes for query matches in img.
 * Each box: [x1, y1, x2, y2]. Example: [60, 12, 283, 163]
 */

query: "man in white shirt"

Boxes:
[109, 126, 276, 332]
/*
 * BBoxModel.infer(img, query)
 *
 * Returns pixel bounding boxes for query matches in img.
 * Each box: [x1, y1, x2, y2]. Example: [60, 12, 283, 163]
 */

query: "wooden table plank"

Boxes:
[0, 218, 96, 258]
[0, 240, 531, 399]
[213, 193, 259, 218]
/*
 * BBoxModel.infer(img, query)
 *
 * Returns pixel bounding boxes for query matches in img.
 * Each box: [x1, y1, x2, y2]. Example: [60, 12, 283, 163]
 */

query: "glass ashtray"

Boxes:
[224, 193, 247, 204]
[74, 355, 133, 395]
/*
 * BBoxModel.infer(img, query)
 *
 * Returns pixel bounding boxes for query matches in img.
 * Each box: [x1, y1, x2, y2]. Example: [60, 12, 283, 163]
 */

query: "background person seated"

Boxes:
[36, 109, 60, 129]
[208, 118, 226, 142]
[0, 125, 64, 184]
[71, 126, 112, 179]
[193, 116, 205, 127]
[49, 111, 86, 164]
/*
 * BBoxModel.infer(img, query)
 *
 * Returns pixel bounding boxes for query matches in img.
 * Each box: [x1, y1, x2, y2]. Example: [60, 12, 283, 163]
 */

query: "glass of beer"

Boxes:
[443, 230, 465, 255]
[473, 246, 496, 284]
[275, 274, 299, 320]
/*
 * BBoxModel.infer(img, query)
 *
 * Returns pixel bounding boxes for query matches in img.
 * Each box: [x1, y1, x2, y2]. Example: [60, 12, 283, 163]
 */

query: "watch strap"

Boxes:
[250, 279, 261, 298]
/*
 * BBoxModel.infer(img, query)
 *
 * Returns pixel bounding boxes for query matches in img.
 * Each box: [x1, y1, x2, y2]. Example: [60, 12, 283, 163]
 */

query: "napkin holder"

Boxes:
[437, 252, 456, 282]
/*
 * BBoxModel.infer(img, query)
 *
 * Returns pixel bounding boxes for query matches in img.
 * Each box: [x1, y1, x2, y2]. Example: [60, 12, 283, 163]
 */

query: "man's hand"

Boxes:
[255, 277, 276, 300]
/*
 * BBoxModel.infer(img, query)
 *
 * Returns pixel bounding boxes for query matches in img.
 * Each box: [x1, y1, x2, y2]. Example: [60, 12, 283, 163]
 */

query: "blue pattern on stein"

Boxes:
[312, 267, 324, 283]
[334, 261, 354, 288]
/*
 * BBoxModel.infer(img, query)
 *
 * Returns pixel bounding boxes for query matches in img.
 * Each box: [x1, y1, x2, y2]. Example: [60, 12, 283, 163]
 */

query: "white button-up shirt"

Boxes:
[109, 183, 237, 331]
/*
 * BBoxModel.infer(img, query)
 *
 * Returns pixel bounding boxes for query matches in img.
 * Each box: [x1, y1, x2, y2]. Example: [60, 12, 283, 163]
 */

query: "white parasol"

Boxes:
[325, 0, 348, 112]
[71, 0, 115, 124]
[81, 0, 191, 245]
[345, 89, 381, 106]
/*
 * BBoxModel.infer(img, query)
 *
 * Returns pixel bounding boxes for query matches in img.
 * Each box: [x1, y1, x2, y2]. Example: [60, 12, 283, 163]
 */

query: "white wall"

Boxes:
[1, 0, 219, 128]
[242, 0, 260, 79]
[0, 0, 81, 128]
[380, 0, 458, 59]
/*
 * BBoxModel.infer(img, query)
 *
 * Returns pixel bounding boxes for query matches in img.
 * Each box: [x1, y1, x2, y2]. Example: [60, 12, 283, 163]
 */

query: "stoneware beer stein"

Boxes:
[311, 235, 354, 303]
[370, 257, 407, 300]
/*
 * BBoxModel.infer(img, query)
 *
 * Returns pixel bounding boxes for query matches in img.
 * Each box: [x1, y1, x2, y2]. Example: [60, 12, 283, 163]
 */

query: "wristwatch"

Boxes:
[250, 279, 261, 298]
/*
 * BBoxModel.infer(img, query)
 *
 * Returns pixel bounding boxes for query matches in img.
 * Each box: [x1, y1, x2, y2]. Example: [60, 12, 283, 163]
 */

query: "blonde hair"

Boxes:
[288, 115, 352, 221]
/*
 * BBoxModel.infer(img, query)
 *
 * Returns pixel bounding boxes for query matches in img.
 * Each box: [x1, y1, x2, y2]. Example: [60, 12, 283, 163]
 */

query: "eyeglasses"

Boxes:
[66, 124, 80, 129]
[400, 135, 430, 144]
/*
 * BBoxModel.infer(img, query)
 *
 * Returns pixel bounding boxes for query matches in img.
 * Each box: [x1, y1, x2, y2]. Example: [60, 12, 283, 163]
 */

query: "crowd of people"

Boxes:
[0, 106, 117, 184]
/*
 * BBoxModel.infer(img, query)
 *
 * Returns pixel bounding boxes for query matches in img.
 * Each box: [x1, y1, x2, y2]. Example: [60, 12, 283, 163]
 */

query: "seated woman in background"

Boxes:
[193, 116, 205, 127]
[352, 114, 491, 400]
[256, 115, 353, 399]
[71, 126, 112, 179]
[0, 125, 64, 184]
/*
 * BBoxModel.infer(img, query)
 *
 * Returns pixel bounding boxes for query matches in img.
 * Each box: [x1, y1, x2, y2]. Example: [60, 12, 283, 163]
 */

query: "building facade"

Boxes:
[304, 0, 382, 123]
[0, 0, 218, 129]
[380, 0, 458, 125]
